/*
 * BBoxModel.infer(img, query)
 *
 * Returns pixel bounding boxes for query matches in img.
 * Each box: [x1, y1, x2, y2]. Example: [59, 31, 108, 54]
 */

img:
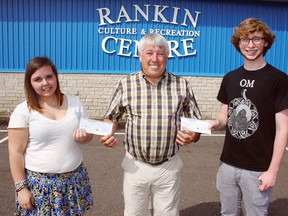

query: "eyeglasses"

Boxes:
[239, 37, 264, 45]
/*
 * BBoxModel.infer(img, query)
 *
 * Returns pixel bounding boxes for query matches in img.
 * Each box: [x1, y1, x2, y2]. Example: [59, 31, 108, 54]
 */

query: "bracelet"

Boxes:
[15, 180, 27, 188]
[15, 184, 27, 193]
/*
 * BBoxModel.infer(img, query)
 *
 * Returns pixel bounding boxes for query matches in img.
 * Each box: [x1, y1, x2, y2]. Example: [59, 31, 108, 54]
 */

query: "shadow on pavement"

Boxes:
[180, 202, 221, 216]
[268, 198, 288, 216]
[180, 198, 288, 216]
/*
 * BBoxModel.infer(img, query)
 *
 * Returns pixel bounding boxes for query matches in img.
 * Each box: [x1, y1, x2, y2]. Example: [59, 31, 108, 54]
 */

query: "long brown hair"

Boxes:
[24, 56, 63, 112]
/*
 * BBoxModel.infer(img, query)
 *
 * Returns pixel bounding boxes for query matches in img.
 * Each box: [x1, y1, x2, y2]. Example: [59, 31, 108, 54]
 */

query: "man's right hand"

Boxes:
[99, 134, 118, 148]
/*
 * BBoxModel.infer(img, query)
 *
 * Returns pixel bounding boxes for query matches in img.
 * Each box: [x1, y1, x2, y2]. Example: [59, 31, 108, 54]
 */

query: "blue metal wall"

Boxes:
[0, 0, 287, 76]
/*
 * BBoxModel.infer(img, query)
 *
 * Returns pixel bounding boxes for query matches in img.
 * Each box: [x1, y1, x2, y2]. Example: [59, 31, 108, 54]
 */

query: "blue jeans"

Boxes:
[216, 162, 272, 216]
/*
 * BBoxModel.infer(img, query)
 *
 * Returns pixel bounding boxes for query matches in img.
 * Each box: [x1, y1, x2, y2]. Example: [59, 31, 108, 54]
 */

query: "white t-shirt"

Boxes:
[8, 95, 87, 173]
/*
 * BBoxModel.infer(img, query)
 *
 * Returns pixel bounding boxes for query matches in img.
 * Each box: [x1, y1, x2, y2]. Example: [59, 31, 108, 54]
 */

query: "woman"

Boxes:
[8, 56, 93, 215]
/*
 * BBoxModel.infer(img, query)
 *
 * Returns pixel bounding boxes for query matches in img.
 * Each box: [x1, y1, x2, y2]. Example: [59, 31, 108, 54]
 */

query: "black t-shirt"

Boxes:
[217, 64, 288, 171]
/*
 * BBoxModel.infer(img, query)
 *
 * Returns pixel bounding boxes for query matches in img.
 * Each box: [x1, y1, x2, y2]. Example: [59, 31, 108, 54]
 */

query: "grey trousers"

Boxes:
[216, 162, 272, 216]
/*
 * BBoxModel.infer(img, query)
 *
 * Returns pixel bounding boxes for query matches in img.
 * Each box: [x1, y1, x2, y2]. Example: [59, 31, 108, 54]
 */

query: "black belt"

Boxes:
[147, 158, 169, 166]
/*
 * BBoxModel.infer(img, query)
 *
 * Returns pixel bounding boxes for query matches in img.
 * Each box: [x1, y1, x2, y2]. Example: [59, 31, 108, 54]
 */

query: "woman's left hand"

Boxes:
[73, 128, 93, 144]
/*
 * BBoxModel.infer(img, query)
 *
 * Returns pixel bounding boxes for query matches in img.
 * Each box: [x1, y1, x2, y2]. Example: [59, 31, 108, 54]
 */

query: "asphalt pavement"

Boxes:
[0, 120, 287, 216]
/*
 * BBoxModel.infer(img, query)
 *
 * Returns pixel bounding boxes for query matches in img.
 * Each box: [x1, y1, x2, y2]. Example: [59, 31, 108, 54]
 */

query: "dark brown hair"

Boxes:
[24, 56, 63, 112]
[231, 18, 275, 56]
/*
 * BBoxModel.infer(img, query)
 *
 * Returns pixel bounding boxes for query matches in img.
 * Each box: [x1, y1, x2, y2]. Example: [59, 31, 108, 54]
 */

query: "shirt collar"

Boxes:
[140, 70, 167, 85]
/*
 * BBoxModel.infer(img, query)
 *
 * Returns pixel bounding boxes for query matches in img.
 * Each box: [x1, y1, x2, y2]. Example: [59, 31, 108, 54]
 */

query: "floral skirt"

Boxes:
[15, 163, 93, 216]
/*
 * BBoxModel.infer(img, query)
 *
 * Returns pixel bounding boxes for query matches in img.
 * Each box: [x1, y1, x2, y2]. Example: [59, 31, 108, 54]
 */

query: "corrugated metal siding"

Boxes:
[0, 0, 287, 76]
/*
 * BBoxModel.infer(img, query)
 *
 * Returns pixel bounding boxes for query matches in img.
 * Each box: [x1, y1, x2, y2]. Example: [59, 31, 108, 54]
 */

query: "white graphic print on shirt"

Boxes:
[227, 89, 259, 139]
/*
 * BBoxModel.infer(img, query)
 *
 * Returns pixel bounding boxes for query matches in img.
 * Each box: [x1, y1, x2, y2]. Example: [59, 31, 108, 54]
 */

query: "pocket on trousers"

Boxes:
[121, 152, 139, 173]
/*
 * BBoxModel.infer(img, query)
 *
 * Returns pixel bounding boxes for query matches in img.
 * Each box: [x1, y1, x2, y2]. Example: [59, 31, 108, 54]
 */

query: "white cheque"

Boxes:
[79, 118, 113, 136]
[181, 117, 211, 135]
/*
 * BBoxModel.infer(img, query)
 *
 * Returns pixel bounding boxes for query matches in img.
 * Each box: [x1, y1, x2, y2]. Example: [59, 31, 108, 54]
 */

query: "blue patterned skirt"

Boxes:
[15, 163, 93, 216]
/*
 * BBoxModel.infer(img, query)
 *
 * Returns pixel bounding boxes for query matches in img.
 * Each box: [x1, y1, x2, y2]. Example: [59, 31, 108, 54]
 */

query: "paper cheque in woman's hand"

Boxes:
[79, 118, 113, 136]
[181, 117, 211, 135]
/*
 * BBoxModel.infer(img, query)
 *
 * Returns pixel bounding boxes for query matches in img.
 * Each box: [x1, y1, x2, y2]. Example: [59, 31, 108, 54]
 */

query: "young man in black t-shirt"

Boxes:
[209, 18, 288, 216]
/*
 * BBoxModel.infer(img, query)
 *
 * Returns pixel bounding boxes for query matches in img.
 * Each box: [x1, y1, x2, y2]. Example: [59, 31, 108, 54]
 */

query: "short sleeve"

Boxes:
[217, 75, 228, 105]
[103, 80, 124, 122]
[8, 101, 30, 128]
[186, 82, 202, 120]
[275, 72, 288, 113]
